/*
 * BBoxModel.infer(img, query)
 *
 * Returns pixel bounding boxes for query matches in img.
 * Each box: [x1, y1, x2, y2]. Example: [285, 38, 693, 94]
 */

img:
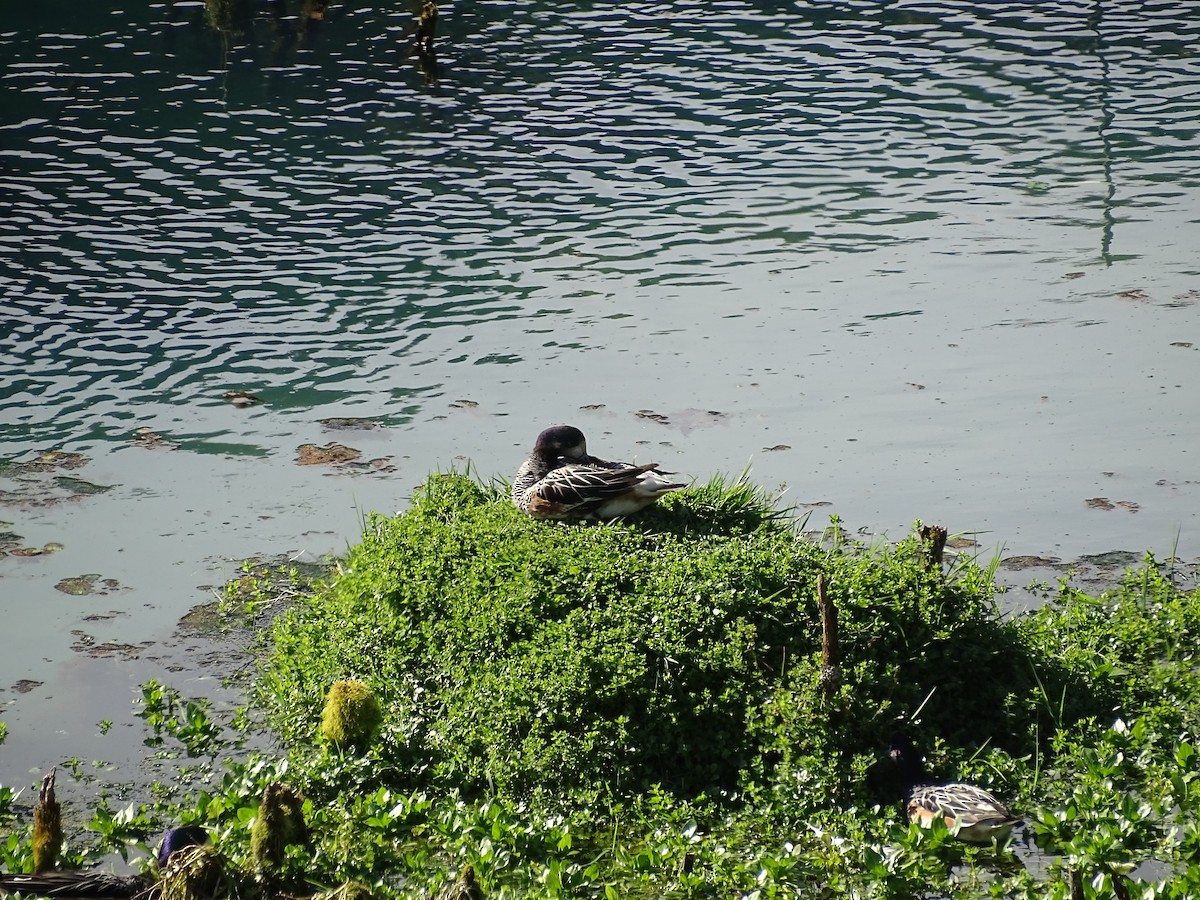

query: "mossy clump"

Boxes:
[160, 845, 230, 900]
[31, 769, 62, 874]
[319, 680, 382, 750]
[250, 782, 309, 875]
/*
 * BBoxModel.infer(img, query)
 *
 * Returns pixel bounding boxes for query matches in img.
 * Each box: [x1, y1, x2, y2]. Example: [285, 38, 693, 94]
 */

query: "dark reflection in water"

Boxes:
[0, 1, 1197, 444]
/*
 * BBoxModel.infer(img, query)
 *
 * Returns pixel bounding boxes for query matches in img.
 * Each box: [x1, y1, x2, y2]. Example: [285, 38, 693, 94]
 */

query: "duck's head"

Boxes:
[531, 425, 588, 461]
[887, 731, 914, 760]
[887, 731, 927, 784]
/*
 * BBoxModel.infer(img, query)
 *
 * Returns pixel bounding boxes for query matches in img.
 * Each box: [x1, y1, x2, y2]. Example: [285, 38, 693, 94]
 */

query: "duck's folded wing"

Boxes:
[535, 463, 656, 505]
[918, 784, 1014, 824]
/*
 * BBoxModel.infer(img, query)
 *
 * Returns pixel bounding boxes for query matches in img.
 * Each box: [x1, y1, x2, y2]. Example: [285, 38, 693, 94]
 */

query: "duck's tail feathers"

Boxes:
[636, 470, 688, 496]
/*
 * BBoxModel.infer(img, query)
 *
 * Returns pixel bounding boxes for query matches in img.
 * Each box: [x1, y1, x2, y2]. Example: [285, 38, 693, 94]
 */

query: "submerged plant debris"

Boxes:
[634, 408, 728, 434]
[0, 452, 111, 509]
[0, 530, 22, 555]
[295, 442, 395, 473]
[295, 442, 360, 465]
[133, 427, 178, 449]
[54, 575, 122, 596]
[1085, 497, 1141, 512]
[69, 635, 151, 659]
[1001, 554, 1062, 570]
[176, 602, 224, 636]
[5, 451, 89, 473]
[318, 418, 380, 430]
[7, 543, 63, 558]
[52, 477, 111, 497]
[223, 391, 262, 408]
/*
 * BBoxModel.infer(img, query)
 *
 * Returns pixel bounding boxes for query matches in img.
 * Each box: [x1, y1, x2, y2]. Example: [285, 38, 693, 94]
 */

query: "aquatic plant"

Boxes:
[260, 473, 1079, 806]
[138, 680, 224, 758]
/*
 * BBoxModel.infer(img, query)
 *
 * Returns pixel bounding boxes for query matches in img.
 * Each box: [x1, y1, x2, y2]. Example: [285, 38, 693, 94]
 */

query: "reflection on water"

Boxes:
[0, 0, 1198, 790]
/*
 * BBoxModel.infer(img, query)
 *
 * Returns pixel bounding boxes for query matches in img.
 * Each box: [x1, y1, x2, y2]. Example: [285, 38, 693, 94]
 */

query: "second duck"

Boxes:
[889, 732, 1022, 844]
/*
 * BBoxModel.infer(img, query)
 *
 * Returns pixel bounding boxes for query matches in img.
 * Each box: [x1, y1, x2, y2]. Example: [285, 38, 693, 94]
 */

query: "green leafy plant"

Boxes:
[137, 680, 226, 758]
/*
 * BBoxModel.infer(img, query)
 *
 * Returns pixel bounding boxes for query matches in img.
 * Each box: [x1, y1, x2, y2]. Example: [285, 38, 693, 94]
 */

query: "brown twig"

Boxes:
[918, 524, 947, 572]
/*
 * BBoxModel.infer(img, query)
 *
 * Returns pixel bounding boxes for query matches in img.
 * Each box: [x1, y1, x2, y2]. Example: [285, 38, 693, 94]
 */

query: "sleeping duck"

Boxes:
[512, 425, 686, 521]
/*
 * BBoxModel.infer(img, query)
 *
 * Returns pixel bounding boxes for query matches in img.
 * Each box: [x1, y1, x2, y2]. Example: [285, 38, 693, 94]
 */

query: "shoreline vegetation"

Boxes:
[2, 473, 1199, 898]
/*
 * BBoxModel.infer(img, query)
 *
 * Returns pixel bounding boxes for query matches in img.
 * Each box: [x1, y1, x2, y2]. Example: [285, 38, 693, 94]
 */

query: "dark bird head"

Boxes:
[157, 825, 211, 868]
[531, 425, 588, 461]
[887, 731, 928, 788]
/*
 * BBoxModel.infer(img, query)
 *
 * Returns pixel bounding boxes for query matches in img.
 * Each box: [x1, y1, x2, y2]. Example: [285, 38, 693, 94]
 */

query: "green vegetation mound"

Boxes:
[261, 474, 1098, 806]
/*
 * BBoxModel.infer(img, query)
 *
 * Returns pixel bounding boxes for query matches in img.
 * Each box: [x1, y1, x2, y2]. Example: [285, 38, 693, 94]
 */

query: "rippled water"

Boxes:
[2, 0, 1198, 790]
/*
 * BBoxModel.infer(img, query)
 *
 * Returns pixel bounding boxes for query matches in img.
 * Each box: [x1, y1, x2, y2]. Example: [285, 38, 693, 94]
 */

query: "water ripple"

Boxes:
[1, 0, 1198, 442]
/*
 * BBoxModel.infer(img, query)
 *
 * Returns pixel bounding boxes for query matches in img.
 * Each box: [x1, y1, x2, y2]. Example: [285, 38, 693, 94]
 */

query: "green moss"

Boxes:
[250, 782, 308, 875]
[31, 771, 61, 874]
[159, 845, 230, 900]
[320, 680, 382, 750]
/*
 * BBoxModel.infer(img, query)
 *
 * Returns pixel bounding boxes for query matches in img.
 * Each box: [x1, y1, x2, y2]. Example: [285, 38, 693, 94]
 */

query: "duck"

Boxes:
[0, 826, 211, 899]
[512, 425, 686, 521]
[888, 733, 1022, 844]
